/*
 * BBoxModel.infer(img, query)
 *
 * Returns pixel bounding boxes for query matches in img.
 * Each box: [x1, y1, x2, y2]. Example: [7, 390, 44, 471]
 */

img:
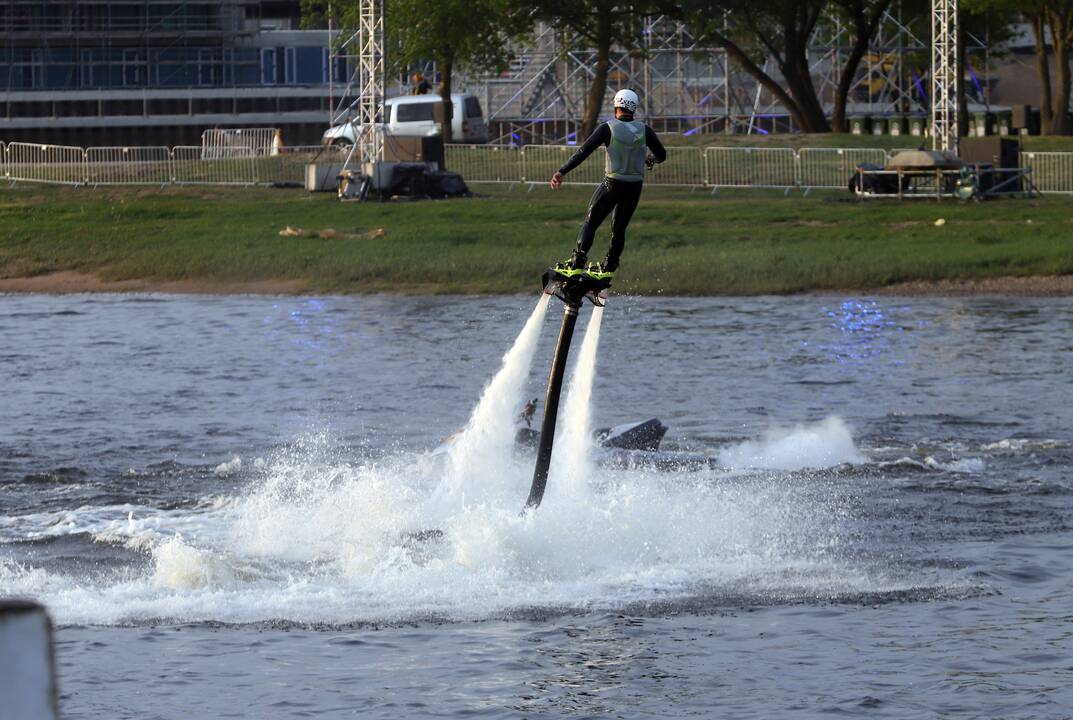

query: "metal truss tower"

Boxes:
[331, 0, 384, 172]
[931, 0, 959, 154]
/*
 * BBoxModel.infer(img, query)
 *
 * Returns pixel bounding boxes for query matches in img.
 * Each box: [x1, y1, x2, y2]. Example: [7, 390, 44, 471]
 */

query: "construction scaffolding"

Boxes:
[441, 8, 984, 144]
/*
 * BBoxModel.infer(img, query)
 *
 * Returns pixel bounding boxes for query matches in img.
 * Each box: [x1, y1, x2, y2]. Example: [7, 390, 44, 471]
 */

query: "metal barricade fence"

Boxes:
[521, 144, 603, 185]
[649, 147, 706, 186]
[703, 147, 797, 188]
[171, 145, 257, 185]
[3, 140, 1071, 194]
[85, 146, 171, 185]
[251, 144, 344, 185]
[1022, 152, 1073, 194]
[5, 142, 85, 185]
[798, 148, 888, 189]
[444, 144, 523, 183]
[201, 128, 279, 158]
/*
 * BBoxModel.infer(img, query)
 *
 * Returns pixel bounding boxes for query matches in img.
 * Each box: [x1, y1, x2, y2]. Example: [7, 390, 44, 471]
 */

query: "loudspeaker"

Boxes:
[959, 137, 1019, 168]
[960, 137, 1021, 193]
[381, 135, 445, 169]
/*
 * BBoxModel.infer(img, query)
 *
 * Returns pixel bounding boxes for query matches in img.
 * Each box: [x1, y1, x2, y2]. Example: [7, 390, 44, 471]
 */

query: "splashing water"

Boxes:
[0, 413, 903, 626]
[440, 294, 550, 507]
[719, 417, 866, 470]
[549, 305, 604, 498]
[0, 295, 927, 627]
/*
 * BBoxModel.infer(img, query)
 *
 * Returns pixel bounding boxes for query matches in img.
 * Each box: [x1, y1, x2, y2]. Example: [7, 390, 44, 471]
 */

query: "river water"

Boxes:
[2, 293, 1071, 719]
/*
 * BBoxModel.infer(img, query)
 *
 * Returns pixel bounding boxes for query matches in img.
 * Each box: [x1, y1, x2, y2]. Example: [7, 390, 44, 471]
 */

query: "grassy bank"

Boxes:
[1, 184, 1071, 295]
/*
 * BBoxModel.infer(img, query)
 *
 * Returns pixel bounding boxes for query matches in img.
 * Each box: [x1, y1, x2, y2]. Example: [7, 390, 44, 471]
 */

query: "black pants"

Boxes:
[575, 177, 643, 269]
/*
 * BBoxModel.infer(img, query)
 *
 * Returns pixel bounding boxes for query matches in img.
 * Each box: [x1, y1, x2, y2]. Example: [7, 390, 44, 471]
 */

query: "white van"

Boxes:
[322, 93, 489, 145]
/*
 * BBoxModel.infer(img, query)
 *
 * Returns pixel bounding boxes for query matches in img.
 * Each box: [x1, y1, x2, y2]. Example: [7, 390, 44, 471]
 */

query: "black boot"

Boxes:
[568, 249, 588, 270]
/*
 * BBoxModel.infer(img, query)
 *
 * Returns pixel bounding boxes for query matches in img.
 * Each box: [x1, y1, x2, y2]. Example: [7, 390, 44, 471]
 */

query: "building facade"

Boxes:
[0, 0, 343, 145]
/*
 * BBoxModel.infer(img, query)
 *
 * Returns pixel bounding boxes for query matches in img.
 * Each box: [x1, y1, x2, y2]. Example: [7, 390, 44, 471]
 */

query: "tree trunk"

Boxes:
[582, 13, 612, 140]
[780, 39, 830, 132]
[1032, 14, 1055, 133]
[766, 3, 829, 132]
[831, 0, 892, 133]
[439, 61, 454, 143]
[832, 39, 869, 133]
[1049, 13, 1072, 135]
[716, 37, 811, 131]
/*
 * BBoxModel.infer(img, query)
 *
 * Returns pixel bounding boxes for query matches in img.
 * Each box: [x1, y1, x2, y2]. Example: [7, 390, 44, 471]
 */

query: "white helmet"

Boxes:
[613, 89, 639, 113]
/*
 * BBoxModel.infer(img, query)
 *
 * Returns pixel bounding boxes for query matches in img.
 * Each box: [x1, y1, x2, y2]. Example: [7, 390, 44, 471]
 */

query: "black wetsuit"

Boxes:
[557, 121, 666, 270]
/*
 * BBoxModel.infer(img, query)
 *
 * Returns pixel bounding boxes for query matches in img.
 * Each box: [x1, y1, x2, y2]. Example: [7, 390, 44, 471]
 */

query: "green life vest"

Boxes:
[605, 119, 647, 182]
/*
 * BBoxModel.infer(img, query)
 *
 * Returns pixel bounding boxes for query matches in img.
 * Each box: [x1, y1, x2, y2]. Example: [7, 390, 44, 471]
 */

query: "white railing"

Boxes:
[798, 148, 889, 189]
[2, 141, 1071, 193]
[651, 146, 707, 187]
[444, 144, 523, 184]
[201, 127, 279, 158]
[705, 147, 797, 188]
[86, 146, 171, 186]
[1021, 152, 1073, 194]
[253, 145, 344, 186]
[5, 142, 85, 185]
[172, 145, 257, 185]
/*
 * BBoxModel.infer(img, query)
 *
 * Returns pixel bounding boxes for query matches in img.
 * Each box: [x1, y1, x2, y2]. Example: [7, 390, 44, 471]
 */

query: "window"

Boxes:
[284, 47, 296, 84]
[322, 48, 330, 84]
[80, 49, 95, 88]
[122, 49, 144, 86]
[464, 96, 483, 119]
[395, 102, 436, 123]
[261, 48, 276, 85]
[198, 49, 221, 86]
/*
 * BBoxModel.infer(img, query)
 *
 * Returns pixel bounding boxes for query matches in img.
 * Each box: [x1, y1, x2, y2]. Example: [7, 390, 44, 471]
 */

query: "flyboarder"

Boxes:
[549, 89, 667, 276]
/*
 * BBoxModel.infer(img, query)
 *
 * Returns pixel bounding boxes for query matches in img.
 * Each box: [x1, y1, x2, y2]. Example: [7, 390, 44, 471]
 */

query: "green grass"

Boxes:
[1, 184, 1071, 295]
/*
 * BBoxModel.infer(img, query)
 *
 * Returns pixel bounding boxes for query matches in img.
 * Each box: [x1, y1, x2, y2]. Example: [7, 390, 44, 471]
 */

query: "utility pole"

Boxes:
[931, 0, 958, 155]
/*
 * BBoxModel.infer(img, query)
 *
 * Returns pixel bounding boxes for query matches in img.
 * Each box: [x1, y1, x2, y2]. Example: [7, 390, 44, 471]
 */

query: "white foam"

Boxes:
[550, 305, 604, 497]
[213, 456, 242, 477]
[924, 456, 985, 474]
[440, 295, 550, 509]
[718, 417, 866, 471]
[1, 420, 925, 627]
[981, 438, 1066, 452]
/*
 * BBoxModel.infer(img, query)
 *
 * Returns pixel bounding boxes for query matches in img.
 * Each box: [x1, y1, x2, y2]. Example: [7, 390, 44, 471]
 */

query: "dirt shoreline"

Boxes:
[0, 271, 308, 295]
[2, 270, 1072, 297]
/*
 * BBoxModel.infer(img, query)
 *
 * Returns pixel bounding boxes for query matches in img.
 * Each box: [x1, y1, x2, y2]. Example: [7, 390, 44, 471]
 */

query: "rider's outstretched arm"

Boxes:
[557, 123, 612, 177]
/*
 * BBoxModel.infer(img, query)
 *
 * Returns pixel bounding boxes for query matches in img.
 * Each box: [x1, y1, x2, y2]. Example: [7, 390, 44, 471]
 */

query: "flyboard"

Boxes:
[524, 262, 612, 510]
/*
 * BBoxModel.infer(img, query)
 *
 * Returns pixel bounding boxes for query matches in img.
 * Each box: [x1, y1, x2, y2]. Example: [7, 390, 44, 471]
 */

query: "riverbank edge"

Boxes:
[3, 270, 1072, 297]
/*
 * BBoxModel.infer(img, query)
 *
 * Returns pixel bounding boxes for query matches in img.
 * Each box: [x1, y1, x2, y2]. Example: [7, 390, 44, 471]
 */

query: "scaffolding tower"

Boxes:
[930, 0, 959, 154]
[329, 0, 383, 173]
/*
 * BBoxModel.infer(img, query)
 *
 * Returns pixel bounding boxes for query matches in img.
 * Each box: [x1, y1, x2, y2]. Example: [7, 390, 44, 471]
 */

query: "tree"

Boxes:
[829, 0, 896, 133]
[1032, 3, 1073, 134]
[680, 0, 832, 133]
[301, 0, 529, 142]
[968, 0, 1073, 135]
[389, 0, 530, 141]
[531, 1, 654, 138]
